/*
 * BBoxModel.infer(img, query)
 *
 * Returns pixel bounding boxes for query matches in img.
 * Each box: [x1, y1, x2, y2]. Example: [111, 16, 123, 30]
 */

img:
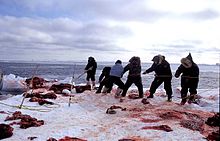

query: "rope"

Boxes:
[0, 102, 52, 112]
[75, 66, 93, 80]
[144, 73, 199, 79]
[181, 76, 199, 79]
[155, 74, 172, 78]
[43, 103, 61, 108]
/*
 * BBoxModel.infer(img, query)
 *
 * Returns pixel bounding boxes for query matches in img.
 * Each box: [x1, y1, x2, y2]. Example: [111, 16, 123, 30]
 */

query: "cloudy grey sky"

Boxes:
[0, 0, 219, 64]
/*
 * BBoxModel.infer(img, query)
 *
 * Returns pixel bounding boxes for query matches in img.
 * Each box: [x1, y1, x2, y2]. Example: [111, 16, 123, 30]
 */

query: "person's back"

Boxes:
[124, 56, 141, 77]
[110, 60, 124, 78]
[156, 60, 172, 76]
[102, 67, 111, 78]
[104, 60, 124, 95]
[122, 56, 143, 98]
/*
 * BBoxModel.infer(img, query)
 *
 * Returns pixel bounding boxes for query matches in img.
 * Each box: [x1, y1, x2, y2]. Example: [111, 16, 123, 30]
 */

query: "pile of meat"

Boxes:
[5, 111, 44, 129]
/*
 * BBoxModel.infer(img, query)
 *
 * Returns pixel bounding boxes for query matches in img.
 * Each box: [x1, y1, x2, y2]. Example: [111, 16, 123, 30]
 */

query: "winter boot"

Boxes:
[102, 86, 109, 93]
[96, 89, 101, 93]
[180, 99, 187, 105]
[188, 94, 195, 104]
[167, 95, 172, 102]
[115, 88, 123, 98]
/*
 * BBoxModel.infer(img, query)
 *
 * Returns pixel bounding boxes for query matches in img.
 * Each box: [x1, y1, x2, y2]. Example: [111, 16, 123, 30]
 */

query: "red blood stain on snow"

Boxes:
[157, 110, 184, 120]
[121, 98, 217, 140]
[47, 136, 87, 141]
[140, 118, 161, 123]
[141, 125, 173, 132]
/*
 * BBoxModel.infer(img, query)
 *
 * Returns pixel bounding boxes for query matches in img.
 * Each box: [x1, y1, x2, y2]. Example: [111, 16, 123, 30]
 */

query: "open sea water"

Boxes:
[0, 61, 219, 94]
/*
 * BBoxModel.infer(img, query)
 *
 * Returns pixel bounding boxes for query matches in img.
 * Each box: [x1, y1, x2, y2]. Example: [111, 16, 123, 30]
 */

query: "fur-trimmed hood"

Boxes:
[129, 56, 141, 66]
[181, 53, 193, 68]
[152, 55, 164, 65]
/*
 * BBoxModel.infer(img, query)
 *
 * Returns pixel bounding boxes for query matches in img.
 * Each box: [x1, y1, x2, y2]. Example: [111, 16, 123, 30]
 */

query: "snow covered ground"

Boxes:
[0, 86, 219, 141]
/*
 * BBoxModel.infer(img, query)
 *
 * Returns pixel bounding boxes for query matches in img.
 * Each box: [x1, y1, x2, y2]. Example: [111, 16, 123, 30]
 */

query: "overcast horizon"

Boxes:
[0, 0, 220, 64]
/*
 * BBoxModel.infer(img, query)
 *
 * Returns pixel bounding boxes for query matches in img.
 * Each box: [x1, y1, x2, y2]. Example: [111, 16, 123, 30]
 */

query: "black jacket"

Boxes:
[123, 56, 142, 77]
[99, 67, 111, 82]
[175, 54, 199, 78]
[175, 64, 199, 78]
[85, 60, 97, 75]
[145, 60, 172, 77]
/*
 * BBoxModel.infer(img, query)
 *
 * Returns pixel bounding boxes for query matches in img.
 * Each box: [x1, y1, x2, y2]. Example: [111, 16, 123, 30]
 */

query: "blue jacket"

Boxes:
[110, 63, 124, 77]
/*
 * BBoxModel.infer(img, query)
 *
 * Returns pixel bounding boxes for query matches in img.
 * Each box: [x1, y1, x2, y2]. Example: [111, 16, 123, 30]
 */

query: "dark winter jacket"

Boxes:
[99, 67, 111, 82]
[175, 53, 199, 78]
[85, 57, 97, 75]
[145, 57, 172, 77]
[123, 56, 141, 77]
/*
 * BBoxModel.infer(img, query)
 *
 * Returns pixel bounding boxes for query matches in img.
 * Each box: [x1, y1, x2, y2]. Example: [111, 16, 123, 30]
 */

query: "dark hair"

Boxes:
[115, 60, 122, 64]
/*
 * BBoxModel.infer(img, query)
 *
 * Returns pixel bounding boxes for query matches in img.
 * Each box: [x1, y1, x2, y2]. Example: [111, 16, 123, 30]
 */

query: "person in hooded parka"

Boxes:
[84, 56, 97, 88]
[121, 56, 143, 98]
[175, 53, 199, 105]
[143, 55, 173, 101]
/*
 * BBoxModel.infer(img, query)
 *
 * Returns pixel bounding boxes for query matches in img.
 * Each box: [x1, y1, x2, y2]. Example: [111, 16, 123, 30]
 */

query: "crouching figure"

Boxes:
[104, 60, 124, 97]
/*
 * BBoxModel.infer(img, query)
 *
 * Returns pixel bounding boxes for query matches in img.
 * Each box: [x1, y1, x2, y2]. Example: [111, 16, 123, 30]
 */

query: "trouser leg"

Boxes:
[96, 81, 104, 93]
[134, 77, 143, 98]
[180, 87, 188, 105]
[121, 79, 133, 97]
[104, 76, 114, 92]
[149, 77, 163, 98]
[164, 78, 173, 100]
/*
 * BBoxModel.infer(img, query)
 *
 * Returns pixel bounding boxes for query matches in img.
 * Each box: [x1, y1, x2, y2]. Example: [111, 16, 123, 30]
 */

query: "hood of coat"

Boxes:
[152, 55, 164, 65]
[181, 53, 193, 68]
[88, 56, 95, 63]
[129, 56, 141, 67]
